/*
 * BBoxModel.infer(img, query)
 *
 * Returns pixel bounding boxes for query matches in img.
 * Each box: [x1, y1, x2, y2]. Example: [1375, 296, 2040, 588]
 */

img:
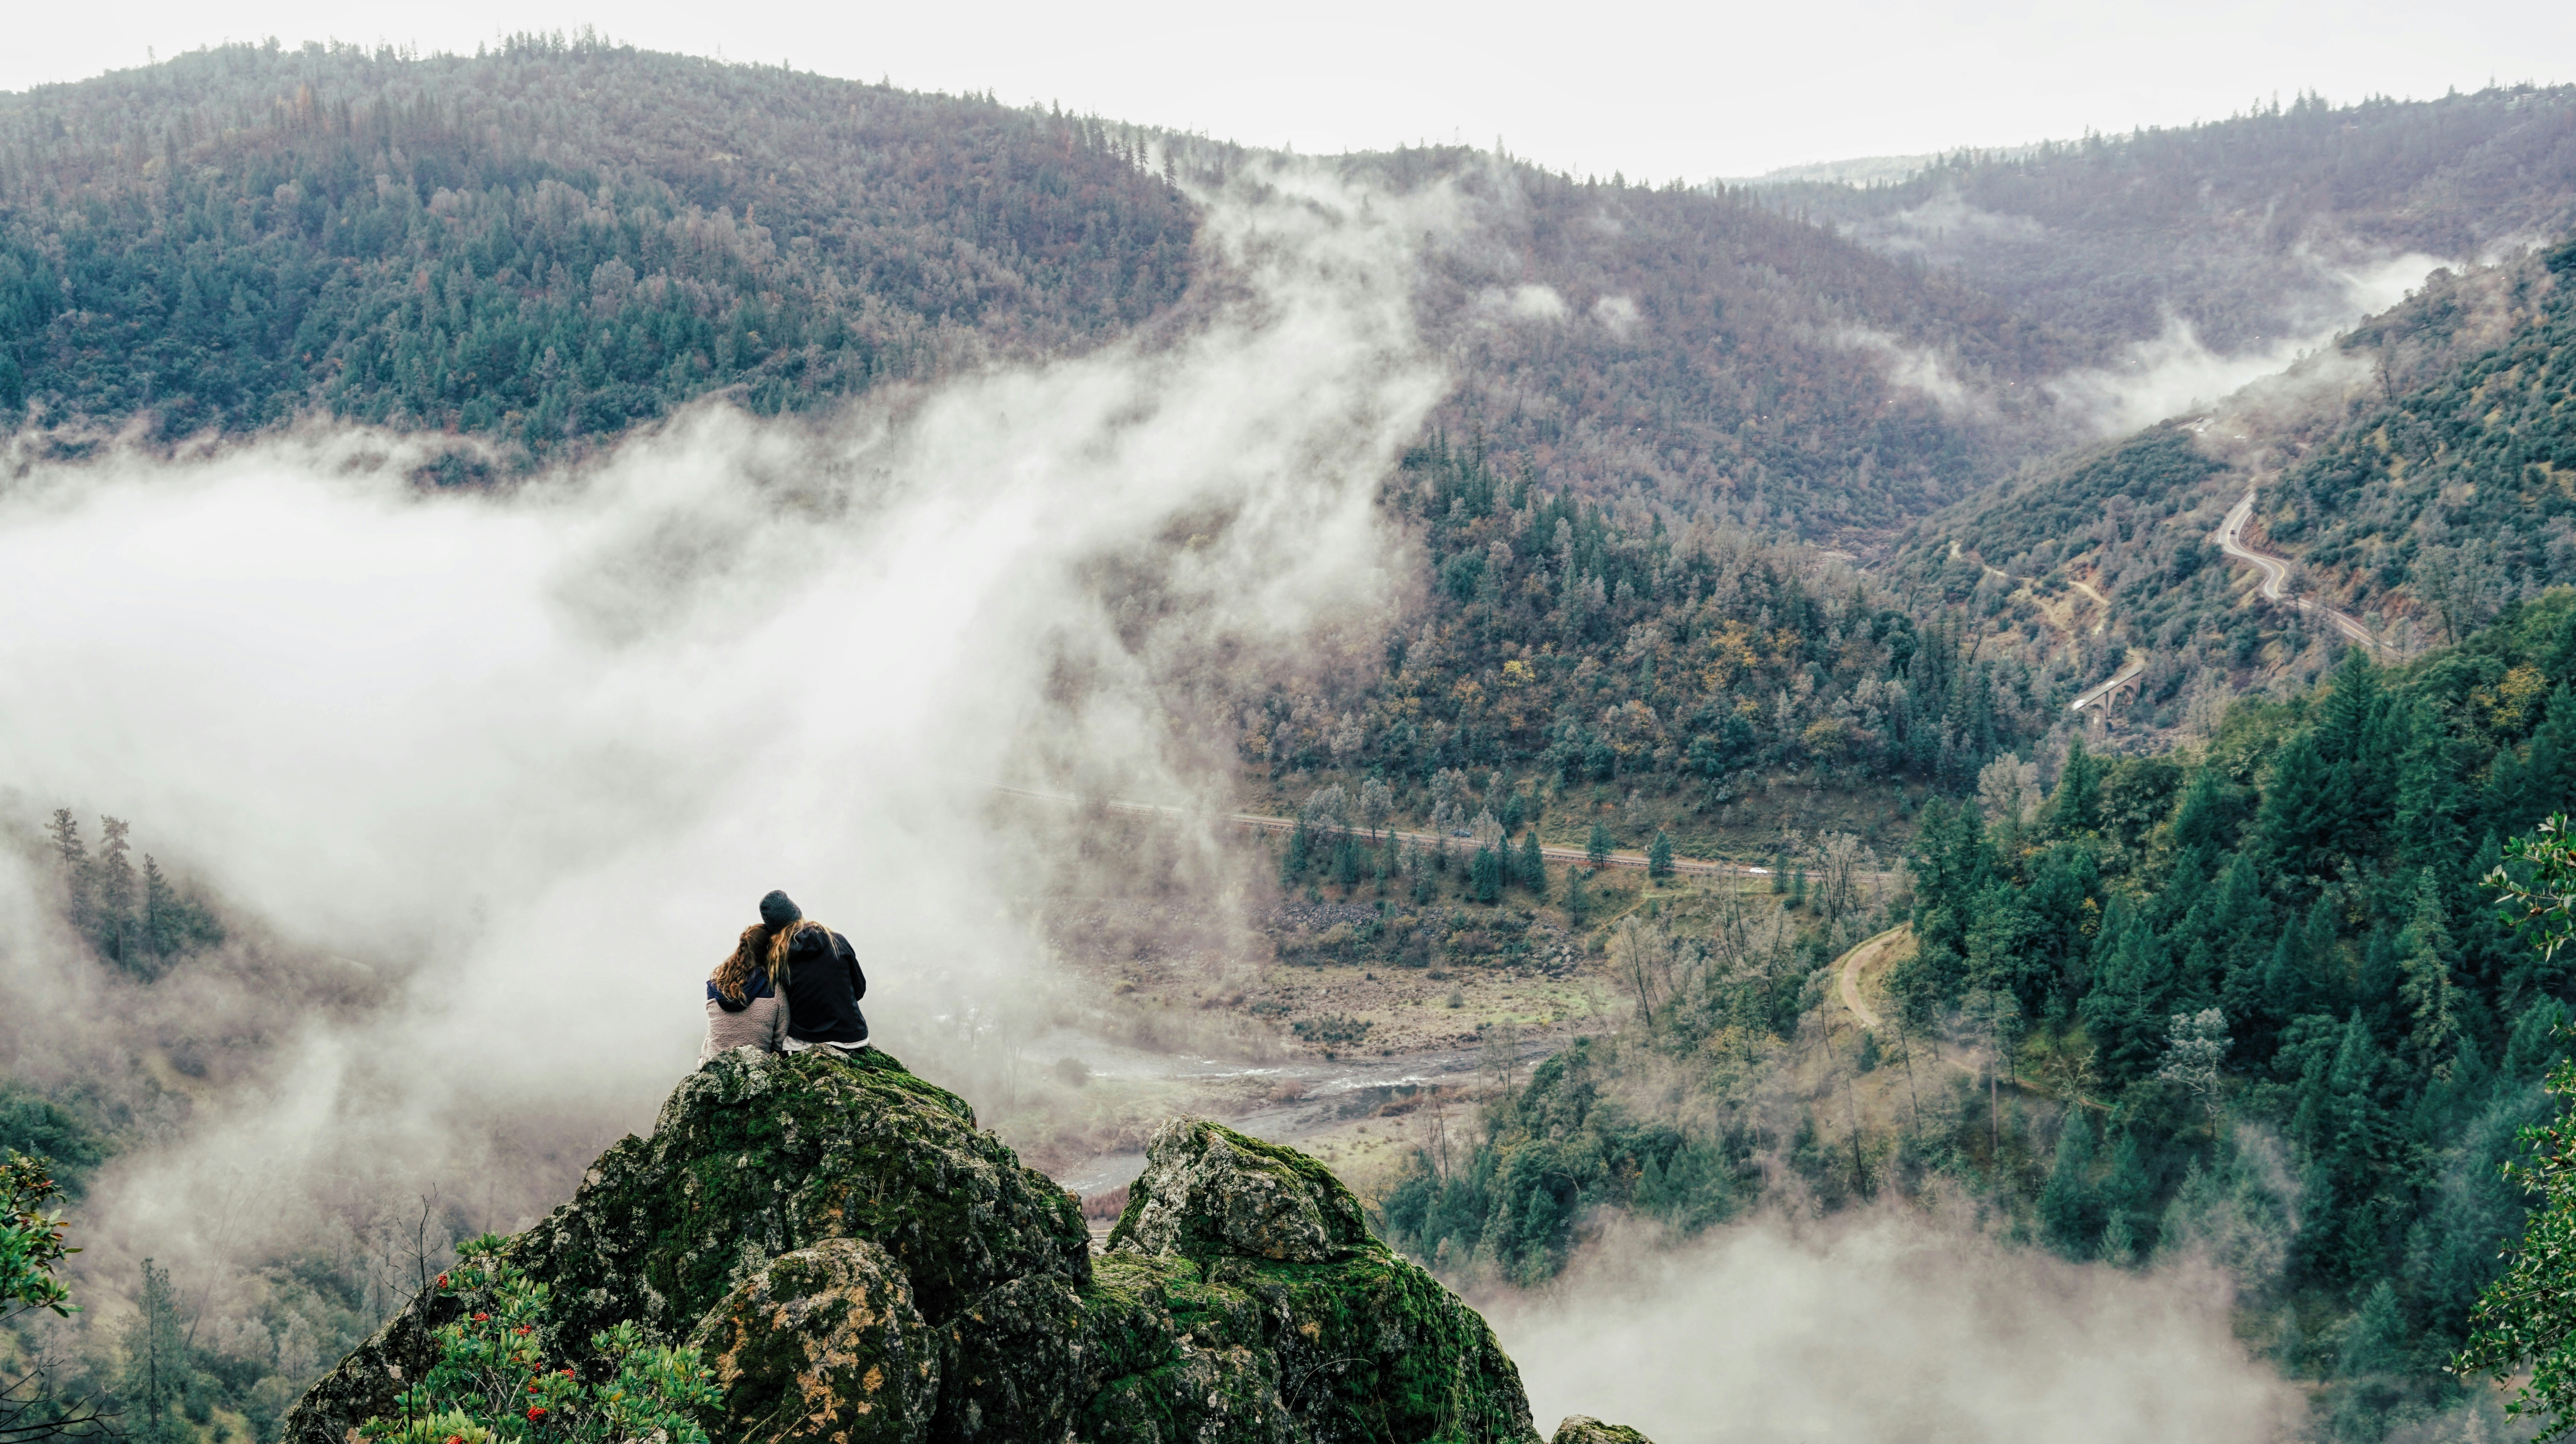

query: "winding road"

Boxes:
[2218, 491, 2391, 655]
[2066, 489, 2398, 715]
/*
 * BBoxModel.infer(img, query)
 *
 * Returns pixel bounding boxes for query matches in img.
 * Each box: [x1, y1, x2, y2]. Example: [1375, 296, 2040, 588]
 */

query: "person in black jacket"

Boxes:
[758, 889, 870, 1053]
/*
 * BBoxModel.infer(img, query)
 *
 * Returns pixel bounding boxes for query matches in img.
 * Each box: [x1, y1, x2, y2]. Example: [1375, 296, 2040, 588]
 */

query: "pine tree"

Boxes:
[2253, 730, 2342, 891]
[1648, 831, 1674, 879]
[44, 808, 95, 938]
[2099, 1130, 2153, 1263]
[97, 817, 136, 969]
[44, 809, 83, 868]
[2340, 1279, 2406, 1378]
[1518, 829, 1545, 891]
[2212, 852, 2276, 1036]
[120, 1257, 187, 1443]
[2080, 901, 2166, 1083]
[2311, 1011, 2389, 1272]
[2169, 767, 2247, 862]
[1586, 822, 1612, 868]
[2397, 868, 2464, 1080]
[2393, 698, 2471, 869]
[2053, 735, 2102, 834]
[142, 855, 174, 967]
[2039, 1113, 2100, 1256]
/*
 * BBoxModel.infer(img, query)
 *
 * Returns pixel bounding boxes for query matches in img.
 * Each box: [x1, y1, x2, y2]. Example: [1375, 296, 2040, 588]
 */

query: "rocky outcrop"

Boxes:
[1550, 1418, 1658, 1444]
[690, 1238, 938, 1444]
[286, 1048, 1544, 1444]
[1107, 1116, 1370, 1264]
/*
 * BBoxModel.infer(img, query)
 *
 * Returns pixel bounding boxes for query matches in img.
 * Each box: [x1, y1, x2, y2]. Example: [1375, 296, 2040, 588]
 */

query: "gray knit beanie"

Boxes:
[758, 890, 802, 930]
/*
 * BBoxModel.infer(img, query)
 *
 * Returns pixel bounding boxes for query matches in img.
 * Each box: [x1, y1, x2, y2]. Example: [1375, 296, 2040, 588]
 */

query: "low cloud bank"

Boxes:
[2050, 251, 2453, 434]
[1490, 1212, 2303, 1444]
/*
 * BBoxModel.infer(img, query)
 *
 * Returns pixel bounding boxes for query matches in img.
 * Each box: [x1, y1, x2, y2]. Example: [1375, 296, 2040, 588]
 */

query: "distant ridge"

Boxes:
[1718, 144, 2040, 189]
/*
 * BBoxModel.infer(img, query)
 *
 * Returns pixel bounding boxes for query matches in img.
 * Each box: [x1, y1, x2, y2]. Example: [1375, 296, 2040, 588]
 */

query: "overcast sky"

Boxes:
[13, 0, 2576, 180]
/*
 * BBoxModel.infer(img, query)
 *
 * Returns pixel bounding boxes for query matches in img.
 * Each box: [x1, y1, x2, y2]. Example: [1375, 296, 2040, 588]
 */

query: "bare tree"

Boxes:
[1300, 784, 1350, 838]
[1975, 753, 2039, 826]
[1615, 916, 1659, 1028]
[1358, 777, 1392, 841]
[1479, 1020, 1524, 1100]
[1428, 769, 1470, 835]
[2154, 1009, 2230, 1118]
[1815, 832, 1867, 934]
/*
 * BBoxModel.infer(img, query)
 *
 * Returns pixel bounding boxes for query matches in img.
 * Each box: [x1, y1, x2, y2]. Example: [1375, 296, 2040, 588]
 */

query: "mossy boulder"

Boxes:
[530, 1045, 1089, 1340]
[689, 1237, 938, 1444]
[288, 1058, 1546, 1444]
[1079, 1118, 1543, 1444]
[1550, 1418, 1658, 1444]
[1106, 1117, 1370, 1263]
[285, 1049, 1082, 1444]
[937, 1120, 1543, 1443]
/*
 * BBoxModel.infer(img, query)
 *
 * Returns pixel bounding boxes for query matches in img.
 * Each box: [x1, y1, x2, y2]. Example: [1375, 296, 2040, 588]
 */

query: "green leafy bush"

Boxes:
[360, 1235, 718, 1444]
[2456, 814, 2576, 1435]
[0, 1149, 74, 1318]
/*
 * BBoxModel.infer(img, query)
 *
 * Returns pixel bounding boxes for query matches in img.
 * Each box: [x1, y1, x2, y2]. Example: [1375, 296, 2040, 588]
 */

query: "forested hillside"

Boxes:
[1372, 148, 2079, 534]
[1237, 434, 2079, 864]
[1881, 232, 2576, 730]
[2277, 237, 2576, 643]
[1385, 595, 2576, 1440]
[1774, 86, 2576, 356]
[0, 38, 2070, 529]
[0, 34, 1192, 448]
[11, 46, 2575, 555]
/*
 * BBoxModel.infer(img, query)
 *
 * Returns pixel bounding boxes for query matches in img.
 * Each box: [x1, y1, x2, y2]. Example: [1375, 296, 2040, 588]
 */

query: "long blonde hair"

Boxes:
[710, 919, 830, 1003]
[712, 924, 783, 1004]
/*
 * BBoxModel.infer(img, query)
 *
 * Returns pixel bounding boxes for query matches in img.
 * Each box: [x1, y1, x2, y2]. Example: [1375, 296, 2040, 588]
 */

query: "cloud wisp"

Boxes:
[2047, 250, 2454, 434]
[0, 160, 1449, 1291]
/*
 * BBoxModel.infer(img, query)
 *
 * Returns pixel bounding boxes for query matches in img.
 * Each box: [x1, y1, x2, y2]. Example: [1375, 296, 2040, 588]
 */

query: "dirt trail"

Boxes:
[1834, 923, 1910, 1030]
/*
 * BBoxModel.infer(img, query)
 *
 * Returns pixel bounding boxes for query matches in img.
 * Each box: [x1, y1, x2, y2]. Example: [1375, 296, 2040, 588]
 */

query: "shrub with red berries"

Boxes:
[358, 1234, 717, 1444]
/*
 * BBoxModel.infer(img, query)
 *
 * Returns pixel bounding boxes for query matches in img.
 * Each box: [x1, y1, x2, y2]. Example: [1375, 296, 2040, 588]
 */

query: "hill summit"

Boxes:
[282, 1047, 1642, 1444]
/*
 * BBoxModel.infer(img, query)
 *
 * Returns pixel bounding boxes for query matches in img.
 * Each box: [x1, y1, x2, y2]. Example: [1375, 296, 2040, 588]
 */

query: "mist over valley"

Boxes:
[7, 32, 2576, 1444]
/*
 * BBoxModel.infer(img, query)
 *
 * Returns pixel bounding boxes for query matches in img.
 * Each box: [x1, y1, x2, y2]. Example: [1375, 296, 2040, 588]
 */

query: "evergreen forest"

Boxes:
[1385, 597, 2576, 1440]
[0, 35, 1193, 449]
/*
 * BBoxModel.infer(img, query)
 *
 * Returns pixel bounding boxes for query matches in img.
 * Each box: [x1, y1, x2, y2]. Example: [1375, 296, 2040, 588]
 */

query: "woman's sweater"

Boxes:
[698, 972, 788, 1062]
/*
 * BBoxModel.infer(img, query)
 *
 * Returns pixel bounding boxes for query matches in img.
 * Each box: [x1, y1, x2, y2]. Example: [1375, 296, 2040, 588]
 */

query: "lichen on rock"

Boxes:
[288, 1054, 1555, 1444]
[1085, 1117, 1543, 1444]
[1105, 1118, 1371, 1264]
[1549, 1417, 1659, 1444]
[688, 1237, 937, 1444]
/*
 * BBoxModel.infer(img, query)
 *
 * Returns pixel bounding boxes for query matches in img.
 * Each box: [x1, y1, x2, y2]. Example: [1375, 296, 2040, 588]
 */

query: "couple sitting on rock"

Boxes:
[696, 889, 870, 1064]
